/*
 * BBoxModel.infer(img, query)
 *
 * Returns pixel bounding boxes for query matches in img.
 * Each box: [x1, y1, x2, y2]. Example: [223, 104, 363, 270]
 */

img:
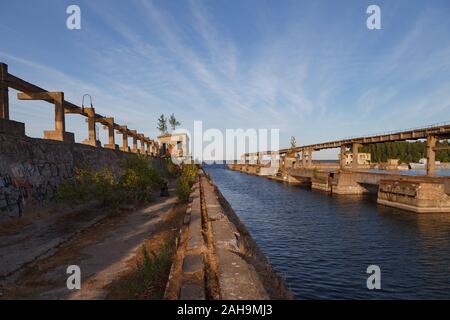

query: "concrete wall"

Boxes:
[0, 133, 162, 220]
[378, 180, 450, 213]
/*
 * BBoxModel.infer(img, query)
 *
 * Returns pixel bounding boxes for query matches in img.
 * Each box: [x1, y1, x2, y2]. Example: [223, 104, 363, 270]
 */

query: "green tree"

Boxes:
[290, 136, 297, 149]
[169, 113, 181, 131]
[157, 114, 168, 135]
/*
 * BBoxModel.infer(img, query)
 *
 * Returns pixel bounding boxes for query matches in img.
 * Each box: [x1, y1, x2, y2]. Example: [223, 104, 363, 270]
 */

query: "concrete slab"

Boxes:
[215, 248, 268, 300]
[186, 232, 204, 251]
[182, 253, 204, 274]
[180, 282, 205, 300]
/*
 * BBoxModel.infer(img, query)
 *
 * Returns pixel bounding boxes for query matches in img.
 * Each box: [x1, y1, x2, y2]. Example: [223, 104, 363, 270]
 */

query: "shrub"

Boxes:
[176, 164, 199, 203]
[57, 168, 116, 205]
[57, 156, 163, 207]
[119, 156, 163, 202]
[166, 159, 180, 178]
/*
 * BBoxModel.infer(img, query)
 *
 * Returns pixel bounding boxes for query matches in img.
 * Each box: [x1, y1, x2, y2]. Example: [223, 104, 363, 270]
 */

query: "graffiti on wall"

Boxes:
[0, 162, 74, 219]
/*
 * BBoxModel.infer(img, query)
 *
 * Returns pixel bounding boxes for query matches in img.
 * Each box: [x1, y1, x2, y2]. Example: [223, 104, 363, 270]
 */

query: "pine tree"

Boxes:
[169, 113, 181, 131]
[157, 114, 168, 135]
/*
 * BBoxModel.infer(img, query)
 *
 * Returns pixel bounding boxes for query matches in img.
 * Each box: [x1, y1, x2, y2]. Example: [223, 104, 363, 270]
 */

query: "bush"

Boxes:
[119, 156, 162, 202]
[166, 159, 180, 178]
[57, 168, 116, 205]
[57, 156, 163, 208]
[176, 164, 198, 202]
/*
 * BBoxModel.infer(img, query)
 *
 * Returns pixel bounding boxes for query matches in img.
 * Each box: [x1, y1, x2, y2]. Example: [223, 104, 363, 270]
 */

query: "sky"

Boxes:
[1, 0, 450, 159]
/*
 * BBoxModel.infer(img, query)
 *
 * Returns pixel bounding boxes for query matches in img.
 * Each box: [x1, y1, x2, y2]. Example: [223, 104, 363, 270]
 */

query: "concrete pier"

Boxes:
[228, 163, 450, 213]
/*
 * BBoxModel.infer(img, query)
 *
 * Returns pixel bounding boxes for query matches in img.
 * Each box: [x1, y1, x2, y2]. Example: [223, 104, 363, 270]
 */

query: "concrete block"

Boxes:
[211, 220, 239, 251]
[43, 130, 75, 143]
[187, 232, 204, 251]
[179, 282, 205, 300]
[104, 144, 119, 151]
[182, 253, 204, 274]
[214, 247, 268, 300]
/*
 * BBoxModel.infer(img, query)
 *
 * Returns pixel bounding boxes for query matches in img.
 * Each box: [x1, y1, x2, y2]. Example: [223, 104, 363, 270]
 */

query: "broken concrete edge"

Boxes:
[204, 171, 294, 300]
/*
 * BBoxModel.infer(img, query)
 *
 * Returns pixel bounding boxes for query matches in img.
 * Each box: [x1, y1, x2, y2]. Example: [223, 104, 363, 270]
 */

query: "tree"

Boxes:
[290, 136, 297, 149]
[157, 114, 168, 135]
[169, 113, 181, 131]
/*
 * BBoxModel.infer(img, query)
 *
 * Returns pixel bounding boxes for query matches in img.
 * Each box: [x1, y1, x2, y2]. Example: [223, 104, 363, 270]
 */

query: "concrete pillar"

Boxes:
[139, 135, 146, 154]
[103, 118, 118, 150]
[352, 143, 361, 170]
[145, 140, 151, 155]
[340, 145, 347, 169]
[82, 108, 101, 147]
[55, 92, 65, 132]
[42, 92, 74, 143]
[0, 63, 26, 136]
[120, 126, 130, 152]
[307, 147, 313, 167]
[149, 142, 154, 156]
[130, 130, 138, 153]
[302, 150, 306, 167]
[426, 135, 437, 176]
[0, 63, 9, 120]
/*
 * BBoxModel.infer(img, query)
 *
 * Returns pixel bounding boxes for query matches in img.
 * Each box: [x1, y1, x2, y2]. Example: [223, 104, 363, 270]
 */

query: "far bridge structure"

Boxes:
[229, 122, 450, 213]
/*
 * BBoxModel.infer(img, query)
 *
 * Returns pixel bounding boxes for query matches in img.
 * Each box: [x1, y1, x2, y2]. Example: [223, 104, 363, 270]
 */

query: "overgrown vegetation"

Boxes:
[166, 158, 180, 178]
[132, 244, 173, 299]
[176, 164, 199, 202]
[119, 157, 162, 203]
[57, 156, 162, 209]
[361, 140, 450, 163]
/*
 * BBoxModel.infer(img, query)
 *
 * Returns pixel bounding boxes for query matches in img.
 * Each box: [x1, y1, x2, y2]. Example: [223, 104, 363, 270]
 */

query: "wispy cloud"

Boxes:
[1, 0, 449, 157]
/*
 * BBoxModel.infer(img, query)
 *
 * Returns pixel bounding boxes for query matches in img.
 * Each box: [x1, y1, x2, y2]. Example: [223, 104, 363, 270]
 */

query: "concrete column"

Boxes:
[120, 126, 130, 152]
[352, 143, 361, 169]
[0, 63, 9, 120]
[130, 130, 138, 153]
[307, 147, 313, 167]
[54, 92, 65, 132]
[82, 108, 101, 147]
[42, 92, 74, 142]
[103, 118, 118, 150]
[149, 142, 154, 156]
[426, 135, 437, 176]
[145, 140, 151, 155]
[108, 126, 114, 145]
[340, 145, 347, 169]
[139, 135, 146, 154]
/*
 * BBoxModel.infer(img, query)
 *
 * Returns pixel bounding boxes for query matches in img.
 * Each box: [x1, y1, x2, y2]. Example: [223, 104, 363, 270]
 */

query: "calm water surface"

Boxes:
[205, 165, 450, 299]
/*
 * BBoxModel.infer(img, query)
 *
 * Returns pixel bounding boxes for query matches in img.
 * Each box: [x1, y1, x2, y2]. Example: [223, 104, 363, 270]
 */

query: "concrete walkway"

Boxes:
[1, 191, 178, 299]
[0, 202, 107, 280]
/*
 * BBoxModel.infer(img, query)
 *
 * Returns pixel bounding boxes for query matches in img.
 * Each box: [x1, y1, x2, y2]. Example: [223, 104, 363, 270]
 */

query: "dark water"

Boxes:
[204, 165, 450, 299]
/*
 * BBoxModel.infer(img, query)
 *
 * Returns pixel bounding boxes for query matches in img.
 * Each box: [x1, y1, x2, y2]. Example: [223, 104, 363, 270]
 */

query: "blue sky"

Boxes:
[1, 0, 450, 159]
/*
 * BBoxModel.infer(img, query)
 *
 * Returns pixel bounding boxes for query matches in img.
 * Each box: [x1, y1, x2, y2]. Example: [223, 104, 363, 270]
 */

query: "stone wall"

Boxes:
[0, 133, 162, 220]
